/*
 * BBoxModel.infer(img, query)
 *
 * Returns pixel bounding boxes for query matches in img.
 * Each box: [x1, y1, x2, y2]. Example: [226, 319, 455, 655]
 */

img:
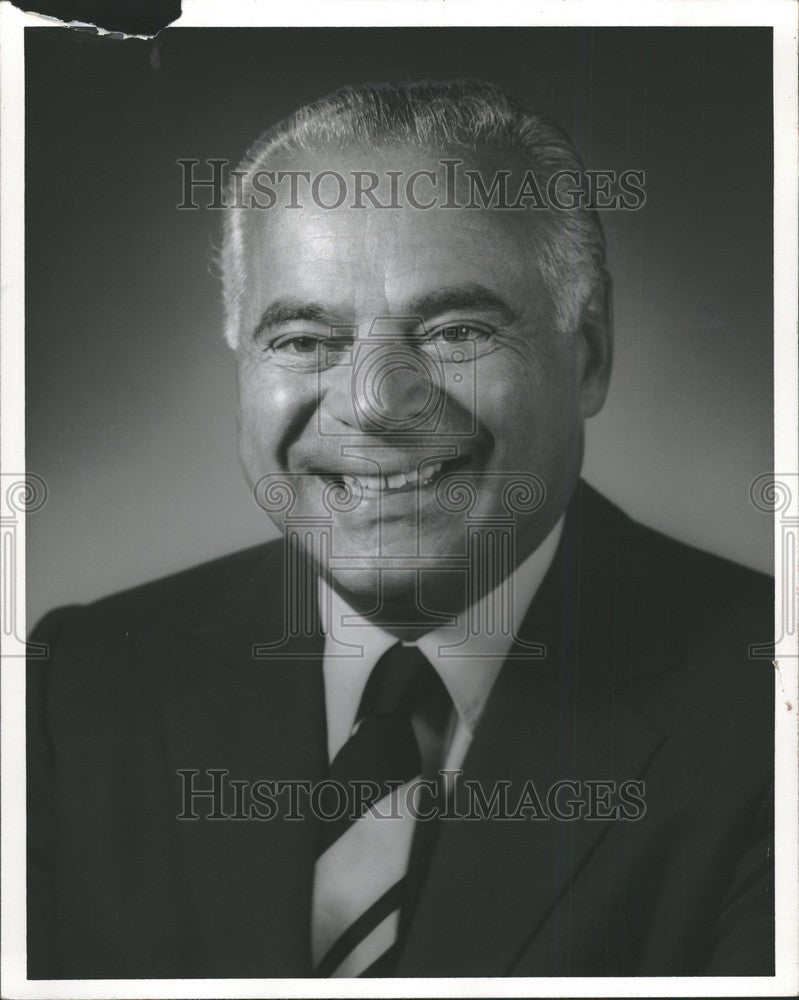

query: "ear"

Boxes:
[576, 270, 613, 418]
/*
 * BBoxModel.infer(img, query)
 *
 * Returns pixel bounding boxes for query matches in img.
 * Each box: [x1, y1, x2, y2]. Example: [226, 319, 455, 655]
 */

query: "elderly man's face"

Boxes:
[234, 148, 610, 619]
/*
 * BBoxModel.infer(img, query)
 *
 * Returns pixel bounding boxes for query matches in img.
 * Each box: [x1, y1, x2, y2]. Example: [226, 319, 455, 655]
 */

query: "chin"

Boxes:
[327, 565, 412, 611]
[323, 559, 465, 623]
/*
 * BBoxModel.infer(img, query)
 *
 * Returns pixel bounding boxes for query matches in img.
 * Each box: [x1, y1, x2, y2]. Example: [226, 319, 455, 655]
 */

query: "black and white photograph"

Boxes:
[1, 1, 797, 996]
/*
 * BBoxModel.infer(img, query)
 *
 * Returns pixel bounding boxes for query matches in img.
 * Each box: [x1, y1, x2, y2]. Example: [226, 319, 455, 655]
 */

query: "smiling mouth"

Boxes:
[319, 454, 471, 496]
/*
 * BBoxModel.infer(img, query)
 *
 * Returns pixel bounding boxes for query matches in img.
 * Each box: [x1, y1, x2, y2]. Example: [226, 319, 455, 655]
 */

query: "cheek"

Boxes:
[473, 355, 540, 435]
[475, 355, 575, 459]
[236, 362, 301, 466]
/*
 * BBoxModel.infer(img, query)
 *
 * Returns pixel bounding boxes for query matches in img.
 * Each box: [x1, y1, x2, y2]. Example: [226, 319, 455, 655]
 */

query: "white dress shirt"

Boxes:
[318, 516, 564, 773]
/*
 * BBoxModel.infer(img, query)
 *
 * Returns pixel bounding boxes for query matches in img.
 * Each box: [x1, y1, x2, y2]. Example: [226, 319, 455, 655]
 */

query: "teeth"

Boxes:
[329, 461, 446, 493]
[420, 461, 442, 484]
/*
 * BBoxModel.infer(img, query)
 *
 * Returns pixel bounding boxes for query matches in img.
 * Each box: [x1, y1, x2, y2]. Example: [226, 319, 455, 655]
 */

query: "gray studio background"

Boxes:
[26, 27, 773, 626]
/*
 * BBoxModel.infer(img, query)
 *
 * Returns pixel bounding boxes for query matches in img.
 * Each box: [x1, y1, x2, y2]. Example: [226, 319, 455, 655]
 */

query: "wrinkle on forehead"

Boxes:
[239, 167, 552, 333]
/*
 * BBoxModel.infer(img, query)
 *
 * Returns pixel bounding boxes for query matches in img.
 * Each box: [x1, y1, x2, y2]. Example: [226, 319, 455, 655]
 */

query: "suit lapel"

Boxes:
[397, 482, 668, 976]
[159, 542, 327, 976]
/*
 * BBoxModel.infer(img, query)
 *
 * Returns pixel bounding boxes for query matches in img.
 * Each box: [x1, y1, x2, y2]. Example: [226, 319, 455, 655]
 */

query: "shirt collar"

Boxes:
[414, 516, 563, 731]
[318, 516, 564, 753]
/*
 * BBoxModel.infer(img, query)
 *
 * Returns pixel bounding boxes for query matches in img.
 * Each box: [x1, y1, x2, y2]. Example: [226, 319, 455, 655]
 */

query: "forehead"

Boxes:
[238, 146, 551, 326]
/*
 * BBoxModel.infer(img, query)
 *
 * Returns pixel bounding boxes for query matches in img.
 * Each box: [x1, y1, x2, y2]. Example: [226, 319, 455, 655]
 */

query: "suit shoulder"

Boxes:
[626, 514, 772, 619]
[31, 539, 285, 645]
[610, 500, 773, 713]
[579, 481, 772, 609]
[579, 484, 773, 702]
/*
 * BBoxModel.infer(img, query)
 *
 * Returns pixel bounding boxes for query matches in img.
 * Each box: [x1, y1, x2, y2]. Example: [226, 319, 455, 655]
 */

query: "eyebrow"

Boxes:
[252, 299, 344, 340]
[402, 284, 520, 325]
[251, 283, 519, 340]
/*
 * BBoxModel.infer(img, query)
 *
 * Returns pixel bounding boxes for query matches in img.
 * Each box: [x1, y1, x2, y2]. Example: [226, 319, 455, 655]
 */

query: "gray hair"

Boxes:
[221, 79, 606, 348]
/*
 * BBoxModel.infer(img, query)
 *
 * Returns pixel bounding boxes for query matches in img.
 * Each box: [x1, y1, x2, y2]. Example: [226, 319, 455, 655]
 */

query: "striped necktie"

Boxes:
[311, 642, 449, 977]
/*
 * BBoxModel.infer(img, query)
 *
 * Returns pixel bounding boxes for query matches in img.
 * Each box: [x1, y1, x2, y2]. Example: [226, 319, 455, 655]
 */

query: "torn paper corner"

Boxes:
[6, 1, 182, 41]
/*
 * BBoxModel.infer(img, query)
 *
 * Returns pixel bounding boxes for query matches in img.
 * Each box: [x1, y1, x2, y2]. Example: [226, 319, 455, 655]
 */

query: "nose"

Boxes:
[353, 343, 443, 432]
[322, 342, 444, 434]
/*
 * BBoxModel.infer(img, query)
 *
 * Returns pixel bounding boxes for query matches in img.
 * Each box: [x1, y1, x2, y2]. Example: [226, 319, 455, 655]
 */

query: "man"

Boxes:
[27, 80, 774, 979]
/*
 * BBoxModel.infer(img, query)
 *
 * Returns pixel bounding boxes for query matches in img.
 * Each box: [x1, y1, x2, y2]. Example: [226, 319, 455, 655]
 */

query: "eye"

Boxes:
[273, 335, 320, 355]
[260, 330, 355, 371]
[429, 323, 492, 343]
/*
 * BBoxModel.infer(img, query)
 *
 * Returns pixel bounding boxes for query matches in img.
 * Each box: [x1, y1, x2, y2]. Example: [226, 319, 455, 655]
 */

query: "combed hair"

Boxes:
[220, 79, 606, 348]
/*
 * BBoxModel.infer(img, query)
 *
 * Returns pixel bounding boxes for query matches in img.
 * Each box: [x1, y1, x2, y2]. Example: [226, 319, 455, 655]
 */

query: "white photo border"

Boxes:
[2, 1, 796, 997]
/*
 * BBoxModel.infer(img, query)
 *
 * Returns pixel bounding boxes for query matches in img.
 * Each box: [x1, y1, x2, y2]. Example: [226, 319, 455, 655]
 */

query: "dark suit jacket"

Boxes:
[27, 481, 774, 978]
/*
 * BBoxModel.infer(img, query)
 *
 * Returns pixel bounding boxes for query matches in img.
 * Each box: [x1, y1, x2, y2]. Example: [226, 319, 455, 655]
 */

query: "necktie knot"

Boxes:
[357, 642, 442, 722]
